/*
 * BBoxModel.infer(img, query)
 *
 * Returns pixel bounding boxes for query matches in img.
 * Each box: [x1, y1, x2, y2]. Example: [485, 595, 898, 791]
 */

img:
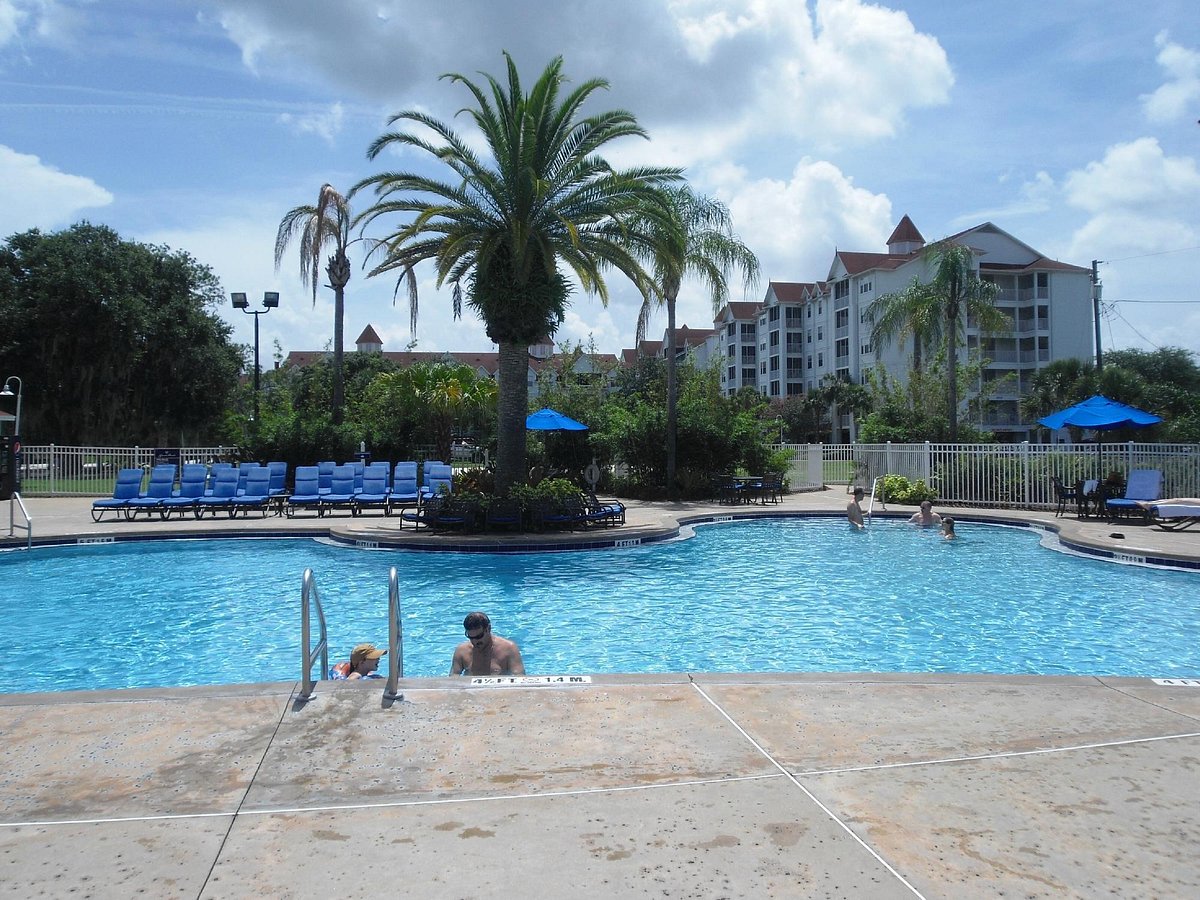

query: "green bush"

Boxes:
[877, 474, 937, 504]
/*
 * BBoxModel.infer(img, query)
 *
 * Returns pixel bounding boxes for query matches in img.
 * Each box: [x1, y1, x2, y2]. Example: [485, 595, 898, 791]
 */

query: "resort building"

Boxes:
[717, 216, 1094, 440]
[283, 328, 621, 400]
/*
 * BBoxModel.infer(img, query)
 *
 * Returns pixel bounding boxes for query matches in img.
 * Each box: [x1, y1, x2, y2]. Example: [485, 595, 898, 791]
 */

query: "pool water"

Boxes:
[2, 519, 1199, 693]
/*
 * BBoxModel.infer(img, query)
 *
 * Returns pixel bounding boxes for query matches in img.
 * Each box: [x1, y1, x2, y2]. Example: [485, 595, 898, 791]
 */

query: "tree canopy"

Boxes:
[0, 223, 242, 444]
[352, 52, 679, 492]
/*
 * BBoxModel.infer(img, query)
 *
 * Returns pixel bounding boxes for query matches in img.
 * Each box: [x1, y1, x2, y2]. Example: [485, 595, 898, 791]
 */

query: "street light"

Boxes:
[231, 292, 279, 425]
[0, 375, 21, 435]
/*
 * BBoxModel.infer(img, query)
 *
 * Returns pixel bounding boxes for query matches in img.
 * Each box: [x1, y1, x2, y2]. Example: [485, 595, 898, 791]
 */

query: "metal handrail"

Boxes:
[8, 492, 31, 550]
[865, 475, 886, 523]
[299, 568, 328, 700]
[384, 566, 404, 701]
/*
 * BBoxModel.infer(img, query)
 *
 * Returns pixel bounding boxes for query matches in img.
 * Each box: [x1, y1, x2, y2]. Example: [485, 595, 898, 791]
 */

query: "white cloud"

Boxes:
[278, 102, 345, 143]
[1141, 31, 1200, 124]
[0, 1, 24, 45]
[0, 144, 113, 235]
[1063, 138, 1200, 224]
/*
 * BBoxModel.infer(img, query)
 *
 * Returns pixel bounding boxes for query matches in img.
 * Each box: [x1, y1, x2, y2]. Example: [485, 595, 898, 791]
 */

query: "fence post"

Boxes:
[49, 443, 56, 495]
[1021, 441, 1030, 509]
[886, 441, 893, 480]
[923, 441, 931, 484]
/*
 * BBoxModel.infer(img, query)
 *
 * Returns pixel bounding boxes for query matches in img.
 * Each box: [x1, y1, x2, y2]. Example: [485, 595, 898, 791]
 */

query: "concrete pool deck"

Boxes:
[2, 491, 1199, 898]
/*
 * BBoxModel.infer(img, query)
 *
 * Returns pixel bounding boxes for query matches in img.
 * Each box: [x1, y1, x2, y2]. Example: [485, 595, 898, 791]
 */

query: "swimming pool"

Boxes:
[3, 518, 1199, 693]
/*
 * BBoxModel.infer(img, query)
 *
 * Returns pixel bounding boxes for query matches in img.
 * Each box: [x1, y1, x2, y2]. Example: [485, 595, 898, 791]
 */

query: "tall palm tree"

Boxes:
[352, 52, 679, 492]
[274, 184, 356, 425]
[870, 241, 1005, 439]
[627, 186, 759, 498]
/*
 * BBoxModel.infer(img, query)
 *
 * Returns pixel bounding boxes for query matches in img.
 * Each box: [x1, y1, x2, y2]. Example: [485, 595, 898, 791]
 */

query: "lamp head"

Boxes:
[231, 292, 249, 309]
[262, 291, 280, 308]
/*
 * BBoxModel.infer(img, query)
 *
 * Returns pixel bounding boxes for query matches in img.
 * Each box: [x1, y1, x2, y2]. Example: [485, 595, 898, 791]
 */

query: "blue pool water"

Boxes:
[2, 519, 1199, 693]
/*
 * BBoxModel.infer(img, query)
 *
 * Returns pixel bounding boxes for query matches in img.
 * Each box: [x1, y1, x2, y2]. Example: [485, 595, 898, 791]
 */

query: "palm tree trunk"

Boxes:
[332, 285, 345, 425]
[327, 251, 351, 426]
[495, 342, 530, 494]
[665, 294, 678, 499]
[947, 285, 960, 441]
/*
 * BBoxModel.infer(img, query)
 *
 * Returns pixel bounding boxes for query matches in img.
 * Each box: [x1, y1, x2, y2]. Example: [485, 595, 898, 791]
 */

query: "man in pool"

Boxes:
[846, 487, 866, 529]
[908, 500, 942, 527]
[450, 611, 525, 676]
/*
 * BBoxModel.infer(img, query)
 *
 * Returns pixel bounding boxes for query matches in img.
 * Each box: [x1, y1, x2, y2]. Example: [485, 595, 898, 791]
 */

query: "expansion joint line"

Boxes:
[688, 680, 927, 900]
[195, 683, 297, 899]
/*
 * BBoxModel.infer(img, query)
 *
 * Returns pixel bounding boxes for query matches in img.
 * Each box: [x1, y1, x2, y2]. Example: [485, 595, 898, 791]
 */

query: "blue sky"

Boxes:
[2, 0, 1197, 363]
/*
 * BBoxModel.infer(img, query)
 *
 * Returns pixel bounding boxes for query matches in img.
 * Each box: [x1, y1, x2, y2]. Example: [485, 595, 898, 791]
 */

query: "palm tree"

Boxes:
[870, 241, 1005, 440]
[274, 183, 356, 425]
[352, 53, 679, 492]
[628, 186, 759, 498]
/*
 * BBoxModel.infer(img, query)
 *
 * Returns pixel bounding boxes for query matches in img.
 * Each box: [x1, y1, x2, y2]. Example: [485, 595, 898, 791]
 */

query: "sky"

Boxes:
[1, 0, 1198, 366]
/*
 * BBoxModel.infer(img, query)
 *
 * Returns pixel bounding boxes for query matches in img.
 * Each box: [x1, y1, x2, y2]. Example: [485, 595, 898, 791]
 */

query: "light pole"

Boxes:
[0, 375, 21, 435]
[775, 416, 784, 445]
[231, 292, 279, 425]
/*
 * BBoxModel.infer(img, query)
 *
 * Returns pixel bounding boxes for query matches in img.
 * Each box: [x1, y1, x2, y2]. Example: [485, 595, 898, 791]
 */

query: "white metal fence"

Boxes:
[14, 445, 237, 495]
[17, 441, 1200, 509]
[800, 441, 1200, 510]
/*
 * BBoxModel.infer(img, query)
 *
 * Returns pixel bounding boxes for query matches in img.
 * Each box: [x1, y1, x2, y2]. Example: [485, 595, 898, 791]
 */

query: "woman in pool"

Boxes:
[941, 517, 956, 540]
[330, 643, 387, 679]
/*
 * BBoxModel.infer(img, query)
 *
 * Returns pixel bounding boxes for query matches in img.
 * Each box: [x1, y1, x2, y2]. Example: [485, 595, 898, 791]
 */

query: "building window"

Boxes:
[742, 367, 756, 382]
[818, 352, 824, 367]
[807, 356, 812, 370]
[817, 327, 823, 342]
[807, 306, 811, 319]
[770, 380, 780, 396]
[834, 279, 849, 300]
[861, 342, 872, 354]
[770, 357, 779, 372]
[726, 322, 736, 337]
[835, 308, 848, 329]
[769, 307, 780, 322]
[727, 366, 736, 382]
[807, 330, 812, 344]
[769, 331, 779, 347]
[740, 323, 756, 339]
[760, 361, 767, 375]
[727, 344, 735, 357]
[859, 280, 872, 294]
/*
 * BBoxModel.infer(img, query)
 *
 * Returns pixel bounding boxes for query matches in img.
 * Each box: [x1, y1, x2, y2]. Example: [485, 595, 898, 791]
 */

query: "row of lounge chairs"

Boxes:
[91, 460, 455, 521]
[284, 461, 451, 517]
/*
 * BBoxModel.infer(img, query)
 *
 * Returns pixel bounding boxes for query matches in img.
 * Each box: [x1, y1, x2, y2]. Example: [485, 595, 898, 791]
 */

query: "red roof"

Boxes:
[355, 324, 383, 345]
[835, 251, 910, 276]
[886, 214, 924, 246]
[768, 282, 814, 302]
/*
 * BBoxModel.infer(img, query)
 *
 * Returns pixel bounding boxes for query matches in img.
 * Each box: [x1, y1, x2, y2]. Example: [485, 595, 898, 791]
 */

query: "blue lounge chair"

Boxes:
[124, 464, 177, 520]
[90, 468, 145, 522]
[1106, 469, 1163, 521]
[285, 466, 323, 517]
[194, 467, 239, 518]
[354, 464, 391, 516]
[389, 462, 419, 516]
[159, 465, 209, 520]
[343, 460, 366, 491]
[205, 462, 234, 495]
[230, 466, 273, 517]
[235, 462, 262, 496]
[320, 465, 357, 516]
[584, 492, 626, 527]
[420, 463, 453, 502]
[266, 461, 288, 496]
[316, 461, 336, 496]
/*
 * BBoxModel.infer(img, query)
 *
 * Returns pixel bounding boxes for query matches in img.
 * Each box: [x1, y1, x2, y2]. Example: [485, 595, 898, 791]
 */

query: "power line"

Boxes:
[1106, 298, 1200, 304]
[1099, 245, 1200, 264]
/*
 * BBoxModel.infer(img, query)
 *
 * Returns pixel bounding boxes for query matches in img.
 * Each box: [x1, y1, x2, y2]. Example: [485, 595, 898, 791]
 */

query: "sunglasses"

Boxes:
[465, 630, 487, 642]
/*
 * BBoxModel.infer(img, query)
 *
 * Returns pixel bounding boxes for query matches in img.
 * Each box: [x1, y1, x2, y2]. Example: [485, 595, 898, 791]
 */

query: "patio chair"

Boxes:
[285, 466, 323, 517]
[235, 461, 262, 496]
[205, 462, 233, 495]
[1147, 498, 1200, 531]
[342, 460, 366, 491]
[1105, 469, 1163, 521]
[316, 460, 336, 495]
[354, 465, 391, 516]
[266, 461, 288, 496]
[401, 494, 443, 530]
[484, 497, 524, 532]
[194, 467, 240, 518]
[229, 466, 273, 517]
[759, 474, 784, 504]
[124, 464, 177, 520]
[159, 465, 209, 519]
[584, 491, 625, 527]
[1050, 476, 1078, 517]
[90, 468, 145, 522]
[319, 465, 358, 516]
[420, 463, 453, 502]
[389, 461, 420, 516]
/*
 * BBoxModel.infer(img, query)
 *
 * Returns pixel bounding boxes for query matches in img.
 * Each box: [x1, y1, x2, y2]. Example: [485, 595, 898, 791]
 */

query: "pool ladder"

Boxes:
[865, 475, 887, 524]
[299, 568, 328, 700]
[298, 567, 404, 701]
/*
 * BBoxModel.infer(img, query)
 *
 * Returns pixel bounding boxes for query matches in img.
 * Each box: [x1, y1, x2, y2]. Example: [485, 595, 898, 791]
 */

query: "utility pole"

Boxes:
[1091, 259, 1103, 371]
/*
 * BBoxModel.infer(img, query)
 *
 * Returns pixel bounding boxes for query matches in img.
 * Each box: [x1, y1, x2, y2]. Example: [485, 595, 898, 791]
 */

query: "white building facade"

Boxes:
[739, 216, 1095, 440]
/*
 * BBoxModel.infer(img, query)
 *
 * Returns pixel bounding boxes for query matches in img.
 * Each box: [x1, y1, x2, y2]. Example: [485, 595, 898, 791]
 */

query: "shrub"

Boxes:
[877, 474, 937, 504]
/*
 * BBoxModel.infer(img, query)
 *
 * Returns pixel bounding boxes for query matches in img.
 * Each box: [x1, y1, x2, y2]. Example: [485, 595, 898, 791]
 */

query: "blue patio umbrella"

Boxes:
[1039, 395, 1162, 431]
[526, 408, 588, 431]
